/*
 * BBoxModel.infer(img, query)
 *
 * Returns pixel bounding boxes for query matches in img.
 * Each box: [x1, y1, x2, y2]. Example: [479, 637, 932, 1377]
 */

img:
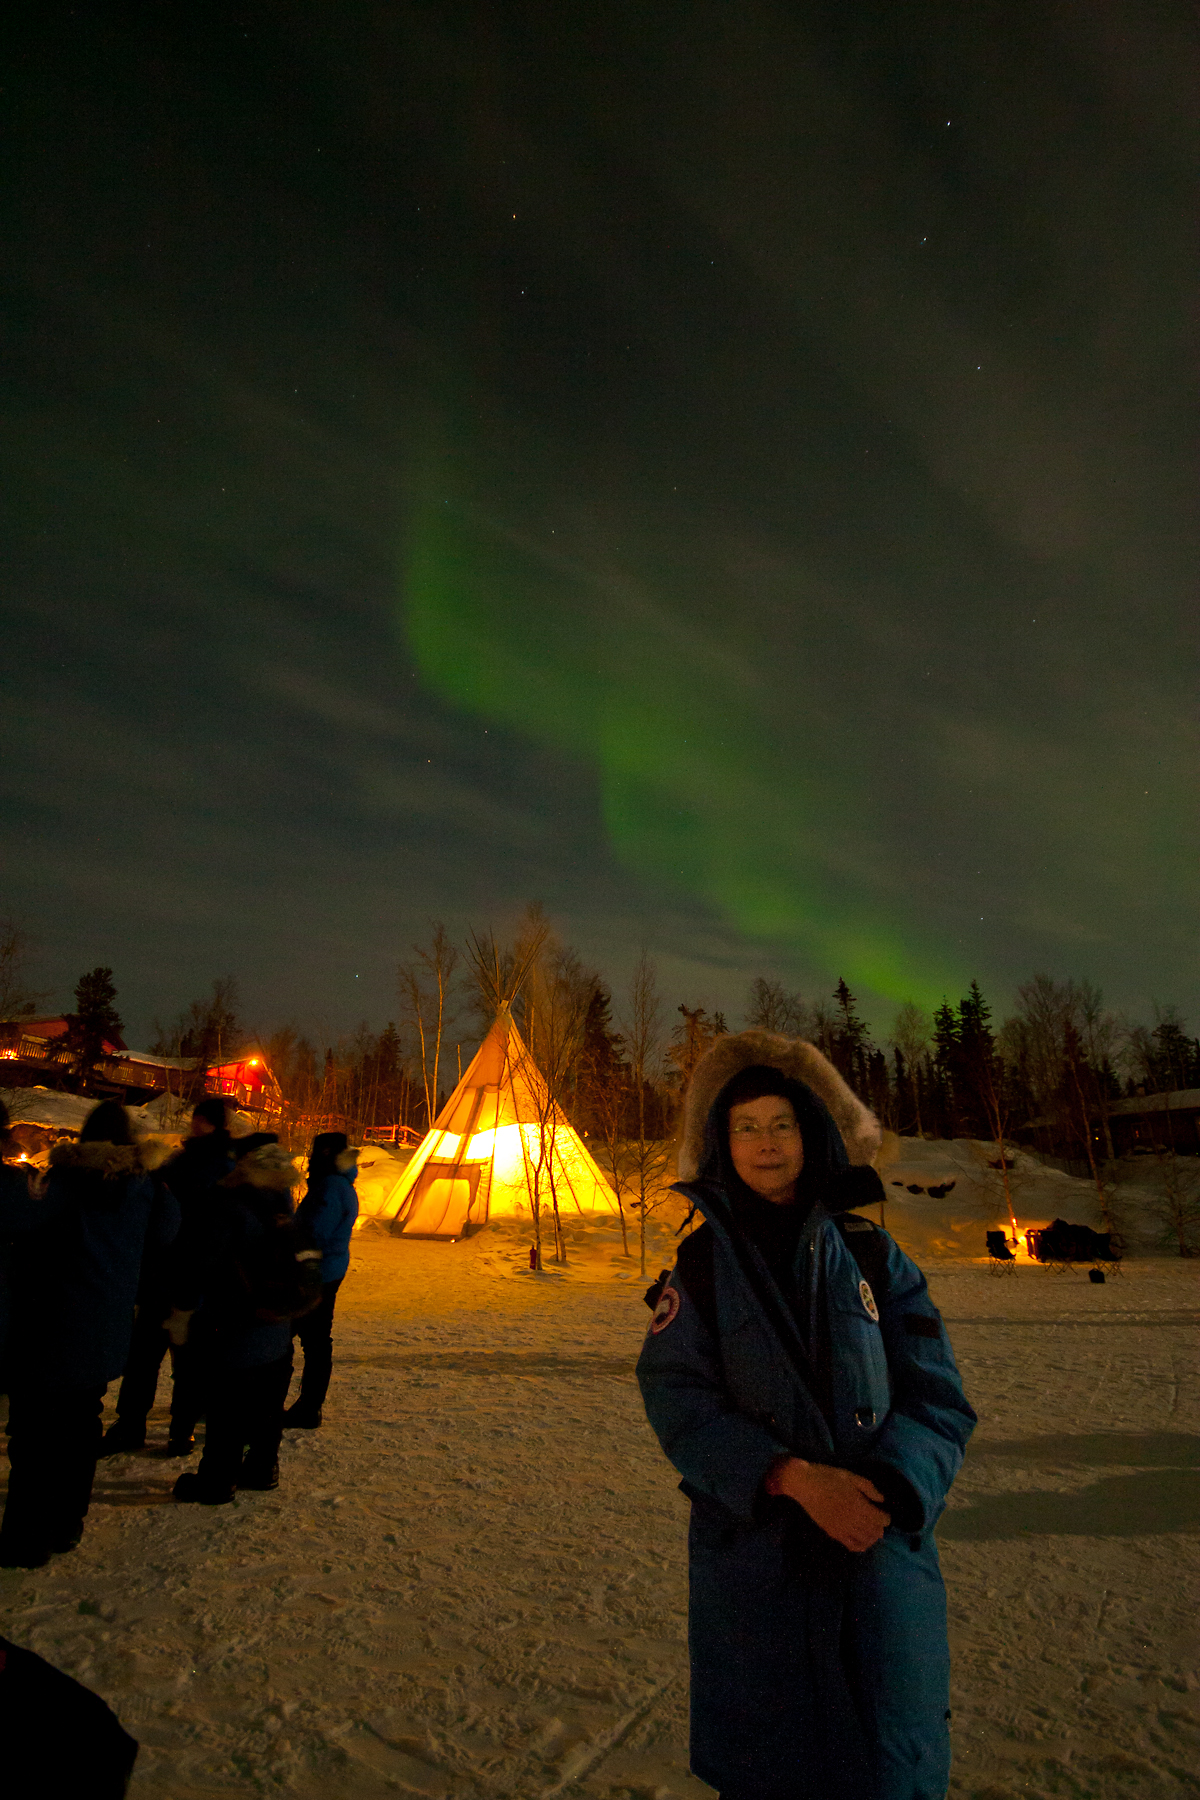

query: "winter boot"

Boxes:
[0, 1533, 50, 1570]
[282, 1404, 322, 1430]
[238, 1456, 280, 1492]
[98, 1420, 145, 1457]
[172, 1472, 234, 1506]
[163, 1432, 195, 1457]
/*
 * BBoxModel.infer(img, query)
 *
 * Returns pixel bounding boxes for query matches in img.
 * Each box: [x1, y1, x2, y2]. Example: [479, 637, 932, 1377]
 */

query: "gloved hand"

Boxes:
[165, 1308, 195, 1347]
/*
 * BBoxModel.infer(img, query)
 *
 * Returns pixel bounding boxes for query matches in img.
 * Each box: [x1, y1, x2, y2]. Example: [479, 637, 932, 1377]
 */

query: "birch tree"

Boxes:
[398, 922, 460, 1127]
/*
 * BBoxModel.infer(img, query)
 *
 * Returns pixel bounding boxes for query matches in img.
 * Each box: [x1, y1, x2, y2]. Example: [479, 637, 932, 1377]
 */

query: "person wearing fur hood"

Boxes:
[170, 1137, 307, 1505]
[284, 1131, 359, 1429]
[0, 1100, 51, 1386]
[636, 1032, 976, 1800]
[0, 1101, 167, 1569]
[101, 1096, 232, 1458]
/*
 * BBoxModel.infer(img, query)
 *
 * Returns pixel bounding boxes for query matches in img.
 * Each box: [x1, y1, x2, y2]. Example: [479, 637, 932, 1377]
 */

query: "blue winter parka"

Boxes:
[637, 1161, 975, 1800]
[295, 1160, 359, 1283]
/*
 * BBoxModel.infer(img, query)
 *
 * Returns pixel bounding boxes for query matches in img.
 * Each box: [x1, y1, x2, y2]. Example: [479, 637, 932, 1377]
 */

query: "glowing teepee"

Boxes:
[361, 1012, 619, 1240]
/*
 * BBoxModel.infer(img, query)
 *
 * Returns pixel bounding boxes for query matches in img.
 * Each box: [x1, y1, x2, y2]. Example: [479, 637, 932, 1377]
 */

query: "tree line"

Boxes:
[5, 907, 1200, 1170]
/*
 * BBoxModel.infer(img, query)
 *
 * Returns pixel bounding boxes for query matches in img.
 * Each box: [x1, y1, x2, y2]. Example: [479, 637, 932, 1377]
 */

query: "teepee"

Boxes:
[361, 1011, 620, 1240]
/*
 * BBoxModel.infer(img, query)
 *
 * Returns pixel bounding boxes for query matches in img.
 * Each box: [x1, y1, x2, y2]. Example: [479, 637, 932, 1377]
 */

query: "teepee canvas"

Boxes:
[361, 1012, 620, 1239]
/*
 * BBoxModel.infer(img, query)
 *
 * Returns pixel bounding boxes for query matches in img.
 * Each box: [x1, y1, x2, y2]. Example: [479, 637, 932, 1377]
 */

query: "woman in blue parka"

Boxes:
[637, 1032, 976, 1800]
[284, 1131, 358, 1428]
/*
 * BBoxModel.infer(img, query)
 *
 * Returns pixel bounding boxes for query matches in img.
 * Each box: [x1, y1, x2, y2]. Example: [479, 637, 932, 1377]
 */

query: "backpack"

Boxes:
[644, 1212, 892, 1341]
[235, 1203, 324, 1324]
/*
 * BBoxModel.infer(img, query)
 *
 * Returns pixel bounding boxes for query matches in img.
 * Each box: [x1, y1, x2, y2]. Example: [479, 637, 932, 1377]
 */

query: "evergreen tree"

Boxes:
[931, 1001, 960, 1134]
[866, 1046, 892, 1127]
[667, 1005, 723, 1090]
[63, 966, 123, 1089]
[831, 978, 869, 1088]
[1150, 1011, 1198, 1091]
[577, 982, 627, 1136]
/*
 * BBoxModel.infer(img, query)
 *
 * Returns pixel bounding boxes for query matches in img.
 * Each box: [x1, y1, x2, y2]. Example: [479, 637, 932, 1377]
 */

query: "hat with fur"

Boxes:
[49, 1140, 144, 1180]
[676, 1030, 882, 1183]
[226, 1142, 299, 1192]
[136, 1133, 178, 1173]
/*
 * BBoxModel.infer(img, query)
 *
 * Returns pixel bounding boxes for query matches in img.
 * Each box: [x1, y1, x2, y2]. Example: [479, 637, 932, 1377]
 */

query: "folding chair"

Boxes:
[985, 1229, 1016, 1274]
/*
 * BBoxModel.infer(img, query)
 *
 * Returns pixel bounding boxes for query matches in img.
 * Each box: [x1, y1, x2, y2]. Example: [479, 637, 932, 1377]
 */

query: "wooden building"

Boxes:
[0, 1018, 282, 1121]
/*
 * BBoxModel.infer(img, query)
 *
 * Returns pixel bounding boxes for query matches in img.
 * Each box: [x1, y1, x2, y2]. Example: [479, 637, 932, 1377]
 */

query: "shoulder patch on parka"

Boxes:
[649, 1283, 681, 1333]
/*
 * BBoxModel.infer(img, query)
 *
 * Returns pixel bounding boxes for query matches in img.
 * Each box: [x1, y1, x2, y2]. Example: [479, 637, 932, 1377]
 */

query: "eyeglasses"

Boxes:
[730, 1121, 800, 1140]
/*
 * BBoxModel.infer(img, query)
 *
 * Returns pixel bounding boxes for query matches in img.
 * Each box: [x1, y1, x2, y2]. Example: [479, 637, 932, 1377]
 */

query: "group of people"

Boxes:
[2, 1025, 979, 1799]
[0, 1094, 359, 1569]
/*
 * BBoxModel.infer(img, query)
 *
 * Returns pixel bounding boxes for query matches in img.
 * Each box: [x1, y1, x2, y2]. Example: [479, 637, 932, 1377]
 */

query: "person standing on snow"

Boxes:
[101, 1096, 234, 1457]
[284, 1131, 359, 1429]
[0, 1102, 46, 1387]
[0, 1102, 158, 1568]
[636, 1033, 976, 1800]
[171, 1138, 317, 1504]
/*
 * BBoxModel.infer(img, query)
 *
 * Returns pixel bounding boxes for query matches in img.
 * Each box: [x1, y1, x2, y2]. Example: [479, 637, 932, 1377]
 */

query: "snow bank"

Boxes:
[0, 1085, 94, 1133]
[875, 1135, 1105, 1264]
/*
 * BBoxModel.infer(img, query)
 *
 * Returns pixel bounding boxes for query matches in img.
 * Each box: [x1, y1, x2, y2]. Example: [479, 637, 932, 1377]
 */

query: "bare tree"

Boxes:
[152, 976, 242, 1101]
[0, 915, 44, 1021]
[1075, 982, 1120, 1163]
[1147, 1094, 1200, 1257]
[465, 909, 554, 1268]
[398, 922, 460, 1127]
[1009, 975, 1075, 1130]
[745, 977, 810, 1035]
[589, 1058, 634, 1256]
[520, 938, 597, 1264]
[621, 953, 671, 1278]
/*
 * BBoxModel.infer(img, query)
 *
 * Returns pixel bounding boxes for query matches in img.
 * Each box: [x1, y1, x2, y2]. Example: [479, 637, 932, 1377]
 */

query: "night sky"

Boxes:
[3, 2, 1196, 1045]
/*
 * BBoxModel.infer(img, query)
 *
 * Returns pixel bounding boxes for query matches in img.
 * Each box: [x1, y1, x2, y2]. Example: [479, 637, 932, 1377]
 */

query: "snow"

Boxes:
[1, 1157, 1197, 1798]
[0, 1085, 96, 1133]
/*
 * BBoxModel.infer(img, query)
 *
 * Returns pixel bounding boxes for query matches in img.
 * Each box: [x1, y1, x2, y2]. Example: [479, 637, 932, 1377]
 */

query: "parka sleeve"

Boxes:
[0, 1164, 55, 1235]
[863, 1236, 977, 1532]
[636, 1269, 788, 1526]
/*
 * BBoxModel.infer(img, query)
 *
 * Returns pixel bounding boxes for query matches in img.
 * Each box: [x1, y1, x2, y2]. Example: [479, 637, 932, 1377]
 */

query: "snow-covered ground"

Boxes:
[1, 1174, 1197, 1798]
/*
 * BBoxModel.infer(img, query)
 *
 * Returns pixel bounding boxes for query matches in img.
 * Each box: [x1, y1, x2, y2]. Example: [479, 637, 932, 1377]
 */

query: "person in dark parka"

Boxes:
[1, 1102, 158, 1569]
[0, 1102, 51, 1388]
[636, 1032, 976, 1800]
[171, 1139, 301, 1504]
[101, 1096, 231, 1456]
[284, 1131, 359, 1428]
[1, 1633, 139, 1797]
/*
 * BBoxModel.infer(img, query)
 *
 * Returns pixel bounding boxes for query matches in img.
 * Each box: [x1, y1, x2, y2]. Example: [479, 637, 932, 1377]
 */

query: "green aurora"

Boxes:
[405, 498, 960, 1007]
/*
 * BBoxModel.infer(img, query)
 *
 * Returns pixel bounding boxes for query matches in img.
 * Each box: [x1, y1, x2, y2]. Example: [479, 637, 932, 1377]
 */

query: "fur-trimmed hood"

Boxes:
[49, 1140, 143, 1180]
[676, 1030, 882, 1182]
[335, 1148, 358, 1175]
[224, 1144, 300, 1193]
[136, 1134, 177, 1173]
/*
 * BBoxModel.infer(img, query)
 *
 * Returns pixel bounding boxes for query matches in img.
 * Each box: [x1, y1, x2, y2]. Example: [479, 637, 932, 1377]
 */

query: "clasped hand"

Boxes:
[764, 1456, 890, 1552]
